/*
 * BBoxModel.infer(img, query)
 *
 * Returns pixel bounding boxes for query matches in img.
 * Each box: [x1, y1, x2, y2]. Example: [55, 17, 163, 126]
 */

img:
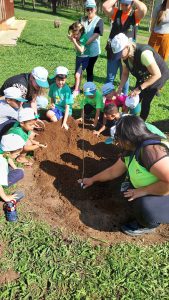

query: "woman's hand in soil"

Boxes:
[39, 143, 47, 148]
[78, 178, 94, 189]
[93, 130, 100, 137]
[76, 117, 83, 123]
[124, 188, 147, 201]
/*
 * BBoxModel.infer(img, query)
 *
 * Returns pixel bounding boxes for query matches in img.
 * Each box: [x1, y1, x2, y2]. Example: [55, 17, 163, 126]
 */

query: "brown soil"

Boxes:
[19, 117, 169, 245]
[0, 269, 20, 285]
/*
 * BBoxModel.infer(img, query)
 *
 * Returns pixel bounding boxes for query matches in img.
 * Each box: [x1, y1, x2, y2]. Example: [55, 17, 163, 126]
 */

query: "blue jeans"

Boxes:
[106, 58, 129, 95]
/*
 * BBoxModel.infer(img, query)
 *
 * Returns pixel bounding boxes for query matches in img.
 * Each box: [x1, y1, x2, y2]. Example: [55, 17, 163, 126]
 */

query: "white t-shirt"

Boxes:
[0, 100, 19, 125]
[0, 155, 9, 186]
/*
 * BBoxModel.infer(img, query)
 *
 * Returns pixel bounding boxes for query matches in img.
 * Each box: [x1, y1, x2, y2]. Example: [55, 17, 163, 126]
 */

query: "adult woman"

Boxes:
[103, 0, 147, 95]
[149, 0, 169, 61]
[78, 115, 169, 236]
[80, 0, 104, 82]
[111, 33, 169, 120]
[0, 66, 49, 114]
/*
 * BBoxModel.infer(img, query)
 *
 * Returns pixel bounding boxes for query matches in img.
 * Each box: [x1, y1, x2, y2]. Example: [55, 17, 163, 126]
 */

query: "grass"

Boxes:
[0, 2, 169, 299]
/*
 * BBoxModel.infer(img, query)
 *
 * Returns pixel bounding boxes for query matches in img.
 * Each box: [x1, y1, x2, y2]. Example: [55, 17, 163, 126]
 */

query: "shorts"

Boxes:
[75, 56, 89, 74]
[51, 107, 64, 120]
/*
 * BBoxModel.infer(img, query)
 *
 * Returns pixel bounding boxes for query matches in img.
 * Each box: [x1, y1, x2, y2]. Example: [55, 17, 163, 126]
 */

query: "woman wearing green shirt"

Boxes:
[78, 115, 169, 236]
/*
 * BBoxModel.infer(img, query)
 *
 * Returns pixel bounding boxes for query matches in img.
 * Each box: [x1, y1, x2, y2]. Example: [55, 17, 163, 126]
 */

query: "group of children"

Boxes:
[0, 18, 143, 223]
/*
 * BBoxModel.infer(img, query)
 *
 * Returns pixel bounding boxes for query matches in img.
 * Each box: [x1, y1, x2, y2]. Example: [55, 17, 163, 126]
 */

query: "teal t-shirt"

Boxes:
[76, 33, 89, 57]
[8, 122, 31, 142]
[81, 90, 104, 111]
[49, 83, 74, 115]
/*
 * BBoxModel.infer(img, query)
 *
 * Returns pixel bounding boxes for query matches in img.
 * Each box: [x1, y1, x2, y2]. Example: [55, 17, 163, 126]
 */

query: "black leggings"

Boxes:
[139, 87, 158, 121]
[129, 195, 169, 227]
[86, 56, 98, 82]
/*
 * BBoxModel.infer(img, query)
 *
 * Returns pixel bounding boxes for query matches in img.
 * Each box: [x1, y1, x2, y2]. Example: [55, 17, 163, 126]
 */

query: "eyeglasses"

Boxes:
[86, 8, 94, 12]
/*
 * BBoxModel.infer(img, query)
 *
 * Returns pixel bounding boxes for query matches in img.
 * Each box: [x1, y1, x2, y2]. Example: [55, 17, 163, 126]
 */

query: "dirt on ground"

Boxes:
[18, 118, 169, 245]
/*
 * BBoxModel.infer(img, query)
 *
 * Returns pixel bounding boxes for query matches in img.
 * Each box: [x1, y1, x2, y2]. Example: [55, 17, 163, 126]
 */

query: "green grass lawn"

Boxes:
[0, 3, 169, 299]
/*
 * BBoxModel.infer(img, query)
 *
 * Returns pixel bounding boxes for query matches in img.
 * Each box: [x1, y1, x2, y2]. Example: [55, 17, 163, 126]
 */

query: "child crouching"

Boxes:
[46, 66, 74, 130]
[7, 108, 47, 165]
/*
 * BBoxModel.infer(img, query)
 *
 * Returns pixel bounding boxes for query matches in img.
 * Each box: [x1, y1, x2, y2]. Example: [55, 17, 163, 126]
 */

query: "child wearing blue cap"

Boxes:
[46, 66, 74, 130]
[79, 82, 104, 128]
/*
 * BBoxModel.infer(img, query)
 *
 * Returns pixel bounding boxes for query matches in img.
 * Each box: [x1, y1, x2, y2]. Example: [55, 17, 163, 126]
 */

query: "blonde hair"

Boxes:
[68, 22, 85, 36]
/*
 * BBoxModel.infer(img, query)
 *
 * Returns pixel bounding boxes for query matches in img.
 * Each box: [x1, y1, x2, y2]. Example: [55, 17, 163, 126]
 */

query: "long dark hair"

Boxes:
[157, 0, 167, 24]
[115, 115, 161, 147]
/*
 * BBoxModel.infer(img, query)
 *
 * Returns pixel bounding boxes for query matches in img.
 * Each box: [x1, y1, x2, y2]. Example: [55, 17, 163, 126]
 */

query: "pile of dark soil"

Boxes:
[21, 117, 169, 244]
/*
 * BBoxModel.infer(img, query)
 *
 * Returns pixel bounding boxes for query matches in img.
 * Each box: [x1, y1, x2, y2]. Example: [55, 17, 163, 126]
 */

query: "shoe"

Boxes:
[3, 201, 18, 222]
[121, 221, 158, 236]
[105, 137, 114, 144]
[72, 90, 80, 99]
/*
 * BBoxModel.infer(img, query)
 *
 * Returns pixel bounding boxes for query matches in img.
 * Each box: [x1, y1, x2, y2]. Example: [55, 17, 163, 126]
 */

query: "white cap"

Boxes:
[18, 108, 37, 122]
[0, 134, 25, 152]
[31, 66, 49, 88]
[111, 33, 129, 60]
[101, 83, 114, 96]
[83, 82, 96, 96]
[125, 95, 139, 109]
[36, 96, 48, 109]
[85, 0, 96, 8]
[4, 87, 28, 102]
[55, 66, 69, 77]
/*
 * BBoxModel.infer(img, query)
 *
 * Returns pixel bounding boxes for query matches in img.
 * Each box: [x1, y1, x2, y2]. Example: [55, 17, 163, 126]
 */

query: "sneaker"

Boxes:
[3, 201, 18, 222]
[105, 137, 114, 144]
[72, 90, 80, 99]
[121, 221, 158, 236]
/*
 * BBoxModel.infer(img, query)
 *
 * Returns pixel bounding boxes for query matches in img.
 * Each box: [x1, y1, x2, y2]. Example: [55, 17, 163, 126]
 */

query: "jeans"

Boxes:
[106, 58, 129, 95]
[8, 167, 24, 187]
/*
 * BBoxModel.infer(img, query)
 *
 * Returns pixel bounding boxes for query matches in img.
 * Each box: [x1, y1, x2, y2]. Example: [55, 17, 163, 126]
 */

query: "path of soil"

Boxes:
[19, 118, 169, 245]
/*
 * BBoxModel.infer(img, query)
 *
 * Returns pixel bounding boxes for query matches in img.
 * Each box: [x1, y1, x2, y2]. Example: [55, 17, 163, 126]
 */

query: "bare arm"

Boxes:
[102, 0, 117, 18]
[150, 17, 156, 32]
[86, 33, 99, 45]
[62, 105, 69, 130]
[124, 157, 169, 201]
[94, 108, 101, 127]
[133, 0, 147, 20]
[8, 157, 17, 170]
[0, 185, 18, 202]
[69, 36, 85, 54]
[117, 64, 129, 94]
[78, 158, 127, 188]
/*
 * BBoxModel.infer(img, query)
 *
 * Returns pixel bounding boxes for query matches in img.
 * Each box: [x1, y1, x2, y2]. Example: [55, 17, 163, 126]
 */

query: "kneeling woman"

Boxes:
[78, 115, 169, 236]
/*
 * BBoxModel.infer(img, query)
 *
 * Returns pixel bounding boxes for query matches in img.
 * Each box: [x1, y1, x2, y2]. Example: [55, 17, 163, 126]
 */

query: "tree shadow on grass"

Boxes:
[40, 155, 129, 232]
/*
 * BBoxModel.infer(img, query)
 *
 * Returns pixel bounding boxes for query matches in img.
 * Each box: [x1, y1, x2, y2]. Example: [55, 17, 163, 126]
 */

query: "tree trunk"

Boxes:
[51, 0, 57, 14]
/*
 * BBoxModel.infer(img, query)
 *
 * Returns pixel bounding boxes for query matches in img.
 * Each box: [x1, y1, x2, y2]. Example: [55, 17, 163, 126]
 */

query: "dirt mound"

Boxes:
[21, 117, 169, 244]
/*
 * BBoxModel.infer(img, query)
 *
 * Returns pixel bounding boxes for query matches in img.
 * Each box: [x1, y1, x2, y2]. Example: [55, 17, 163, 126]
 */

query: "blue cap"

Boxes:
[85, 0, 96, 8]
[101, 83, 114, 96]
[83, 82, 96, 96]
[120, 0, 132, 5]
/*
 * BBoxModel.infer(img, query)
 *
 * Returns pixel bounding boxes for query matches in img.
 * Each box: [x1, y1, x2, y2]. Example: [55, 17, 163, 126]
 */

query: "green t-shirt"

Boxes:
[49, 83, 74, 115]
[81, 90, 104, 111]
[8, 122, 31, 142]
[76, 33, 89, 57]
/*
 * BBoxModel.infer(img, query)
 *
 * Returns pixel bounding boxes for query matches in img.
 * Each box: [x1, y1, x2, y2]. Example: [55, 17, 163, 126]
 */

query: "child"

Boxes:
[68, 21, 89, 98]
[0, 87, 28, 138]
[94, 103, 166, 144]
[7, 108, 47, 165]
[79, 82, 104, 128]
[0, 133, 25, 204]
[102, 82, 128, 112]
[46, 66, 74, 130]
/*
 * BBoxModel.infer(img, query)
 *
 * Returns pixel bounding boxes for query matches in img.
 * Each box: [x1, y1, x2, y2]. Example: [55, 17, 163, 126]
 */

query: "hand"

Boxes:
[76, 117, 83, 123]
[130, 88, 141, 97]
[50, 103, 55, 109]
[93, 130, 100, 137]
[39, 143, 47, 148]
[123, 188, 147, 201]
[62, 123, 69, 130]
[4, 194, 18, 202]
[78, 178, 94, 189]
[34, 119, 45, 131]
